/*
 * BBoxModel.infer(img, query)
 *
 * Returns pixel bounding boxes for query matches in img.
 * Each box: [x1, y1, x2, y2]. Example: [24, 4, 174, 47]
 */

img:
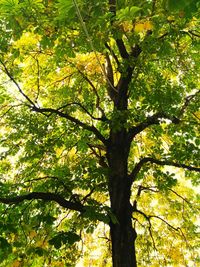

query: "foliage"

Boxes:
[0, 0, 199, 266]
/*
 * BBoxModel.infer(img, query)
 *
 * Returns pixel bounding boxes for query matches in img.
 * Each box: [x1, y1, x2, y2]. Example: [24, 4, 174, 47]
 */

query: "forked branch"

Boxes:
[128, 112, 180, 140]
[134, 209, 182, 233]
[31, 106, 108, 145]
[129, 90, 199, 140]
[0, 60, 108, 145]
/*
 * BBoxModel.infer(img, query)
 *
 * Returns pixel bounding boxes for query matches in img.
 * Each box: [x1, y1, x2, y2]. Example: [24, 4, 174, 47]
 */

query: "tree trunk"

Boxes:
[107, 130, 137, 267]
[110, 198, 137, 267]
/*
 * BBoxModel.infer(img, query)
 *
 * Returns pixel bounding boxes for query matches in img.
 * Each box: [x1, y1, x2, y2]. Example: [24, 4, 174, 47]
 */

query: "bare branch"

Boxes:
[149, 215, 180, 232]
[179, 90, 200, 117]
[48, 73, 74, 87]
[81, 188, 95, 204]
[87, 143, 108, 168]
[105, 42, 120, 67]
[143, 157, 200, 172]
[57, 102, 107, 122]
[148, 221, 157, 252]
[0, 192, 84, 212]
[134, 185, 193, 208]
[105, 53, 118, 101]
[0, 104, 23, 120]
[76, 67, 108, 119]
[192, 112, 200, 121]
[129, 157, 200, 181]
[134, 209, 181, 233]
[35, 56, 40, 102]
[129, 90, 199, 139]
[169, 189, 191, 206]
[0, 59, 36, 107]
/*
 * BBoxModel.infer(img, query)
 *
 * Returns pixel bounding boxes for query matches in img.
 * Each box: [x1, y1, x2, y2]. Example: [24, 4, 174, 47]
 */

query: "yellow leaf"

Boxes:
[122, 21, 133, 32]
[134, 21, 153, 32]
[143, 21, 153, 30]
[29, 230, 37, 239]
[12, 260, 21, 267]
[134, 23, 145, 32]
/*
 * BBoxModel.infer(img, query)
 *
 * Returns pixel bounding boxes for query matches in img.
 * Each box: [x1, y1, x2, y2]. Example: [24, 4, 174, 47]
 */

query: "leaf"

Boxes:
[130, 6, 142, 16]
[0, 0, 199, 266]
[12, 260, 21, 267]
[34, 247, 46, 256]
[166, 0, 199, 17]
[134, 21, 153, 32]
[117, 6, 141, 21]
[56, 0, 75, 21]
[0, 237, 12, 262]
[49, 231, 81, 249]
[29, 230, 37, 239]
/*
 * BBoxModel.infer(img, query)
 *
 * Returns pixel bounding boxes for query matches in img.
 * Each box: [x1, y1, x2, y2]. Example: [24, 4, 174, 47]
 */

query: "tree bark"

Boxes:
[110, 215, 137, 267]
[107, 129, 137, 267]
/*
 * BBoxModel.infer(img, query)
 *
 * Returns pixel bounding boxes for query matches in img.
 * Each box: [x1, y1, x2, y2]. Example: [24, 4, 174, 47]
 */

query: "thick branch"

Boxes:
[0, 192, 84, 212]
[105, 53, 118, 101]
[105, 42, 120, 67]
[105, 53, 114, 87]
[116, 39, 129, 59]
[129, 89, 199, 139]
[128, 112, 180, 139]
[130, 157, 200, 180]
[31, 106, 108, 146]
[108, 0, 129, 59]
[130, 44, 142, 59]
[0, 60, 108, 145]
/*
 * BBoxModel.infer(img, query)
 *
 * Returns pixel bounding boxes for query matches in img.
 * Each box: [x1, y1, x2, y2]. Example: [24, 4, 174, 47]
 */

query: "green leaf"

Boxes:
[130, 6, 142, 16]
[49, 231, 81, 249]
[0, 237, 12, 262]
[56, 0, 76, 21]
[166, 0, 199, 17]
[117, 6, 141, 21]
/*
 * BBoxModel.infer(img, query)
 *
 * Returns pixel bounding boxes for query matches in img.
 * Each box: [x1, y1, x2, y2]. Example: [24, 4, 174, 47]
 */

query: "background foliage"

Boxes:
[0, 0, 199, 266]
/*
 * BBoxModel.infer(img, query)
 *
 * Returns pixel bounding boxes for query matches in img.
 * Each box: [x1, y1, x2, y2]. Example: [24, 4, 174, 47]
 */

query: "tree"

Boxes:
[0, 0, 199, 266]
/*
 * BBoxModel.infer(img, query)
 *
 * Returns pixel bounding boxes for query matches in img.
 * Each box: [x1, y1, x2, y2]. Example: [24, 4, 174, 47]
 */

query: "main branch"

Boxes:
[0, 60, 108, 146]
[128, 112, 180, 140]
[0, 192, 84, 212]
[129, 157, 200, 180]
[32, 106, 108, 146]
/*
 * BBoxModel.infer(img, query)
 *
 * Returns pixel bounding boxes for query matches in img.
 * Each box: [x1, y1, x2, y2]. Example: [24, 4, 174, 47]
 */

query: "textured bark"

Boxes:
[107, 128, 137, 267]
[110, 215, 137, 267]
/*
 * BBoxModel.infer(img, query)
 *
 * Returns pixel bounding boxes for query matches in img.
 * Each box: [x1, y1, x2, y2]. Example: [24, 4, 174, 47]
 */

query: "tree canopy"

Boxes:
[0, 0, 200, 266]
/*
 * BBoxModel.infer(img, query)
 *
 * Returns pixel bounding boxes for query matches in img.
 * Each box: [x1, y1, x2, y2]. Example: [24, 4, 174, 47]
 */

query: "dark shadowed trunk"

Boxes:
[107, 129, 137, 267]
